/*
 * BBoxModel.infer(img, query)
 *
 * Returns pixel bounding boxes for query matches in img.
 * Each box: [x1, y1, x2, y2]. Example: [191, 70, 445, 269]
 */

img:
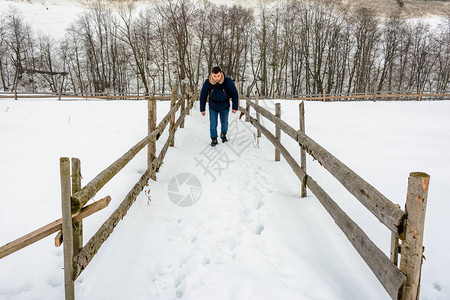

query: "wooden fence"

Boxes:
[0, 89, 448, 101]
[0, 84, 195, 300]
[0, 86, 432, 299]
[0, 91, 196, 101]
[264, 90, 450, 102]
[239, 95, 430, 300]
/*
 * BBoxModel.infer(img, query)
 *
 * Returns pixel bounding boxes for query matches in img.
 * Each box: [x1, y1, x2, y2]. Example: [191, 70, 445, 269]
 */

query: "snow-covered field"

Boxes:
[0, 98, 449, 300]
[1, 0, 449, 299]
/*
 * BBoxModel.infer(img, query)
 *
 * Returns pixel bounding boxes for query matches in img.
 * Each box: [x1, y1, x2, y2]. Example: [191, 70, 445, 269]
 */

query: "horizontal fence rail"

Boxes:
[0, 197, 111, 260]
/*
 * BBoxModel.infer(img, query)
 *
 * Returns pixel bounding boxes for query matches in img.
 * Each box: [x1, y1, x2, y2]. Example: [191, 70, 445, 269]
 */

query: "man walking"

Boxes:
[200, 66, 239, 146]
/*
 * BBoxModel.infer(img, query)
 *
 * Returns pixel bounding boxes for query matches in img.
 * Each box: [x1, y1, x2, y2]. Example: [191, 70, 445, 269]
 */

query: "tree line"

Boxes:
[0, 0, 448, 97]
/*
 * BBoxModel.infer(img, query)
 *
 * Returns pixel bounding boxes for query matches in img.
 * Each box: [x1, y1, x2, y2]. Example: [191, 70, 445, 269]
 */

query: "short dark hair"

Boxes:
[211, 66, 222, 74]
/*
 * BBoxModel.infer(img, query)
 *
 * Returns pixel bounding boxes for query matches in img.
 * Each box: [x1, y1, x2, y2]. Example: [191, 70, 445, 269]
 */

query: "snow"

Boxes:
[1, 97, 449, 300]
[1, 0, 449, 299]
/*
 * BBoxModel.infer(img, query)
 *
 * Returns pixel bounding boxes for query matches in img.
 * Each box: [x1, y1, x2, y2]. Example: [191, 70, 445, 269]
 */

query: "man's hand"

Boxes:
[232, 109, 237, 114]
[201, 111, 205, 116]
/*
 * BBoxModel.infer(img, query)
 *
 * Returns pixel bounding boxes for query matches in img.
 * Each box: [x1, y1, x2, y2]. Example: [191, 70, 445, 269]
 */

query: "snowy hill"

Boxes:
[1, 0, 449, 38]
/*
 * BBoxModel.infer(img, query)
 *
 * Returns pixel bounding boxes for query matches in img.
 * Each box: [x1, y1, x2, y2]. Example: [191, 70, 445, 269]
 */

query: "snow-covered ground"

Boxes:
[0, 98, 449, 300]
[1, 1, 449, 299]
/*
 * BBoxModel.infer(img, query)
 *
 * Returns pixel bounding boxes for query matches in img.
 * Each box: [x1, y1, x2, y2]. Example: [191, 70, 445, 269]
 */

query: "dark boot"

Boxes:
[221, 132, 228, 143]
[211, 137, 218, 147]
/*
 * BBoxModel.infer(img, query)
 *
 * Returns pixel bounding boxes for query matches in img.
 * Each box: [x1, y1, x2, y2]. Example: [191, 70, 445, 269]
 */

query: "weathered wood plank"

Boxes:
[148, 94, 157, 180]
[71, 158, 83, 256]
[240, 108, 406, 299]
[255, 96, 261, 137]
[245, 99, 406, 236]
[299, 102, 307, 198]
[275, 103, 281, 161]
[169, 87, 177, 147]
[0, 197, 111, 258]
[399, 172, 430, 300]
[61, 157, 74, 300]
[55, 231, 63, 247]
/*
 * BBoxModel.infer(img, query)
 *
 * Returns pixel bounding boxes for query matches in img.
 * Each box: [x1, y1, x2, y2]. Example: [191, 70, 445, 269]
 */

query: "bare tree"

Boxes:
[434, 17, 450, 93]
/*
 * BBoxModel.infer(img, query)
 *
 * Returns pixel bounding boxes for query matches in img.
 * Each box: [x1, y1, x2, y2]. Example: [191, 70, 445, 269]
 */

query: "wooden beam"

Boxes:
[55, 231, 63, 247]
[61, 157, 74, 300]
[169, 87, 177, 147]
[72, 158, 83, 256]
[148, 94, 157, 180]
[0, 197, 111, 258]
[255, 95, 261, 138]
[299, 102, 307, 198]
[275, 103, 281, 161]
[245, 98, 406, 236]
[399, 172, 430, 299]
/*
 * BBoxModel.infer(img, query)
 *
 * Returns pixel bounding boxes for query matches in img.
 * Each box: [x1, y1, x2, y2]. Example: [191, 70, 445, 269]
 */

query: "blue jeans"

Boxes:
[209, 106, 229, 138]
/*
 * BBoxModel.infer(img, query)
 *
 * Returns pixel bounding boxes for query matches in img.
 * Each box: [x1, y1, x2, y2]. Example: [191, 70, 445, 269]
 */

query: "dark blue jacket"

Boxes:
[200, 75, 239, 112]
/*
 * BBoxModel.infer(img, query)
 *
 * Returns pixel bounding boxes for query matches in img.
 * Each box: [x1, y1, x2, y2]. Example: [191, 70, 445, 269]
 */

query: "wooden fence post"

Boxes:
[71, 158, 82, 256]
[275, 103, 281, 161]
[148, 92, 156, 180]
[299, 102, 307, 197]
[169, 86, 177, 147]
[399, 172, 430, 300]
[255, 93, 261, 138]
[323, 89, 326, 102]
[181, 83, 186, 129]
[417, 89, 423, 101]
[60, 157, 74, 300]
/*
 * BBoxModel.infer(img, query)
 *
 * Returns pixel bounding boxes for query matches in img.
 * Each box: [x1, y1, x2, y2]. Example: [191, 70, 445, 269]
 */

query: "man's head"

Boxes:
[211, 66, 222, 83]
